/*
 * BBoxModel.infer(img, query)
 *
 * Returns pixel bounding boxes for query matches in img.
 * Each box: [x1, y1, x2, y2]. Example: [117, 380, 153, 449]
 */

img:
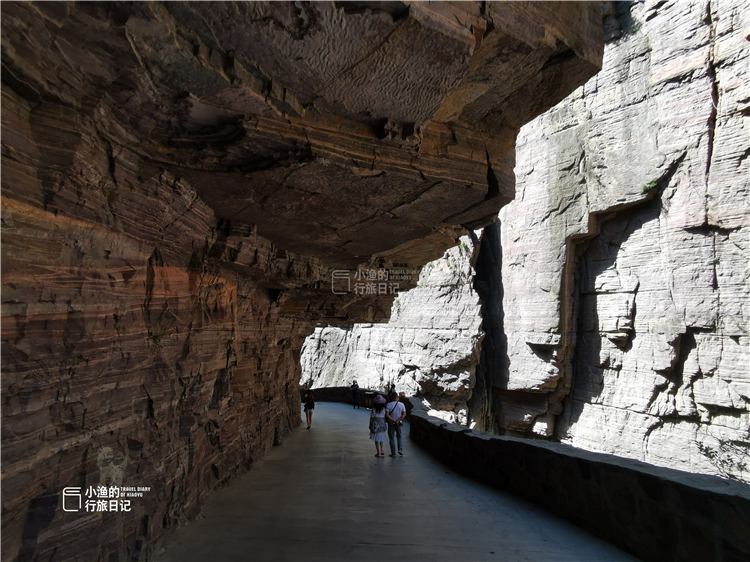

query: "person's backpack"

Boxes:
[371, 417, 387, 433]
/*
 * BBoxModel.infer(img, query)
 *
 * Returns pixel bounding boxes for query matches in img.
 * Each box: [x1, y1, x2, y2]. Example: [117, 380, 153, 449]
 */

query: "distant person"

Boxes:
[303, 390, 315, 429]
[369, 395, 388, 457]
[389, 383, 396, 394]
[386, 391, 406, 457]
[351, 380, 360, 409]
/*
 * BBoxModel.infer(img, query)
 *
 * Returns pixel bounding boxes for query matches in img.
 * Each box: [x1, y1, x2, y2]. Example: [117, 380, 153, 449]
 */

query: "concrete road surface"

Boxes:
[156, 402, 639, 562]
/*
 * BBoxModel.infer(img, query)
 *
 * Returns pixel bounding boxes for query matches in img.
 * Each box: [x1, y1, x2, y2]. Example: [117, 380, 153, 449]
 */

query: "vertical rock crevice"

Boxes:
[467, 219, 503, 432]
[704, 0, 718, 187]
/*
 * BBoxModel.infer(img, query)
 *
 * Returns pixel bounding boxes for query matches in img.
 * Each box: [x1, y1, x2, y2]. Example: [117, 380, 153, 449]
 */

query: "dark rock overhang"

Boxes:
[2, 1, 603, 279]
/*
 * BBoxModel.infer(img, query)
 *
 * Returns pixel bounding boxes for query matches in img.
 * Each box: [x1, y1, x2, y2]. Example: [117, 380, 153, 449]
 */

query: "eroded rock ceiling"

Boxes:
[4, 1, 602, 270]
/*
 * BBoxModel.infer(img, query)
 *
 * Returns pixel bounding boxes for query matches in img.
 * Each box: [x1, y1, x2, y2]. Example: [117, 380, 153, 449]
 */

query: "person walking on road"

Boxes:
[369, 394, 388, 457]
[303, 390, 315, 429]
[386, 391, 406, 457]
[351, 380, 360, 409]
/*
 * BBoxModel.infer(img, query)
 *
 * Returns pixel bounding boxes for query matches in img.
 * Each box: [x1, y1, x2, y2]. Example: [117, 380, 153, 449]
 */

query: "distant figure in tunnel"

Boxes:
[386, 391, 406, 457]
[369, 394, 388, 457]
[351, 380, 360, 409]
[303, 390, 315, 429]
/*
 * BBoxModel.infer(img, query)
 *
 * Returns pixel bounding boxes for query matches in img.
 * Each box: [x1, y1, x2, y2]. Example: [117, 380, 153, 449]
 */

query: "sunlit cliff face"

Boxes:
[302, 0, 750, 485]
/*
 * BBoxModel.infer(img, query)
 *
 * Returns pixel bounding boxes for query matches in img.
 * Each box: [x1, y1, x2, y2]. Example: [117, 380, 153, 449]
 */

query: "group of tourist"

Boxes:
[301, 382, 407, 457]
[369, 390, 406, 457]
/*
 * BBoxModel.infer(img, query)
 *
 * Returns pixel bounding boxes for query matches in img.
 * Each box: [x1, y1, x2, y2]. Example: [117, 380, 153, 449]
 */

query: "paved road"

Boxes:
[156, 402, 639, 561]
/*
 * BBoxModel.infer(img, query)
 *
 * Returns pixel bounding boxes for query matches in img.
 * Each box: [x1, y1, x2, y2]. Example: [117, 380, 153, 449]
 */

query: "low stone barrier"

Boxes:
[405, 397, 750, 562]
[300, 386, 386, 408]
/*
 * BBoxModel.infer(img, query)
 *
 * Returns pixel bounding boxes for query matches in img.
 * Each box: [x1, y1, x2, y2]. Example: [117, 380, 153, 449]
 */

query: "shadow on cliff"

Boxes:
[558, 184, 668, 436]
[468, 220, 509, 432]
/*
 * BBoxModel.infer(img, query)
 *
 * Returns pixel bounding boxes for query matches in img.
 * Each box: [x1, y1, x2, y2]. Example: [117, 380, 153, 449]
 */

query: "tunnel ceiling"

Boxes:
[2, 1, 602, 272]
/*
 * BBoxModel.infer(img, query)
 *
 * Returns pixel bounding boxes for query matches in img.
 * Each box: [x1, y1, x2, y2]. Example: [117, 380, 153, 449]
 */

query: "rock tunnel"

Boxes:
[300, 0, 750, 479]
[2, 2, 748, 561]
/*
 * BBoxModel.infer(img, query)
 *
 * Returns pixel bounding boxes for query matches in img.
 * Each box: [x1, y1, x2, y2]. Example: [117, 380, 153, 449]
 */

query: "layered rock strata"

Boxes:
[301, 234, 483, 424]
[492, 0, 749, 478]
[1, 1, 603, 272]
[1, 2, 603, 561]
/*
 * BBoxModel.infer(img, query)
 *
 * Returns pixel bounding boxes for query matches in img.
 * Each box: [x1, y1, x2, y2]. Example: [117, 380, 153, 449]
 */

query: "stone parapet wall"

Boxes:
[407, 398, 750, 562]
[301, 386, 386, 407]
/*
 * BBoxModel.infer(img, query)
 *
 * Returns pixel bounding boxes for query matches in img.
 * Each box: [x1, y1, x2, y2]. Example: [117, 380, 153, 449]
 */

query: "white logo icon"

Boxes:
[331, 270, 350, 294]
[63, 487, 81, 512]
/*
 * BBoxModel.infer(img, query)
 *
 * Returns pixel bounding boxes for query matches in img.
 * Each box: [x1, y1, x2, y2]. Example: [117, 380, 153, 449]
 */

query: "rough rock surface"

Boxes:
[491, 0, 749, 479]
[301, 234, 483, 424]
[1, 1, 603, 273]
[1, 2, 602, 561]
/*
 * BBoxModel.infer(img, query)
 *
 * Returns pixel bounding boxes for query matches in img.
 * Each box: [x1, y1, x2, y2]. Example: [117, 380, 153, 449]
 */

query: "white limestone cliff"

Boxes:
[301, 234, 483, 424]
[498, 0, 749, 480]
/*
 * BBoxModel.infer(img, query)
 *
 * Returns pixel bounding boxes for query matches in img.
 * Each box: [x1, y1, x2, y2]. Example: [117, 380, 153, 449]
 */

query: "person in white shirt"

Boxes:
[385, 391, 407, 457]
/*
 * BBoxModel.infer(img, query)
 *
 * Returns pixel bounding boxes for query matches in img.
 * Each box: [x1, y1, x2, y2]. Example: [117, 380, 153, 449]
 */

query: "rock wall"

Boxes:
[493, 0, 749, 478]
[1, 116, 321, 561]
[301, 234, 483, 424]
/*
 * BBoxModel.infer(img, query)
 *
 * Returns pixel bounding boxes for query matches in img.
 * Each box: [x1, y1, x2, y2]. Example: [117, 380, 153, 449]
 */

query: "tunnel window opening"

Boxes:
[300, 234, 484, 428]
